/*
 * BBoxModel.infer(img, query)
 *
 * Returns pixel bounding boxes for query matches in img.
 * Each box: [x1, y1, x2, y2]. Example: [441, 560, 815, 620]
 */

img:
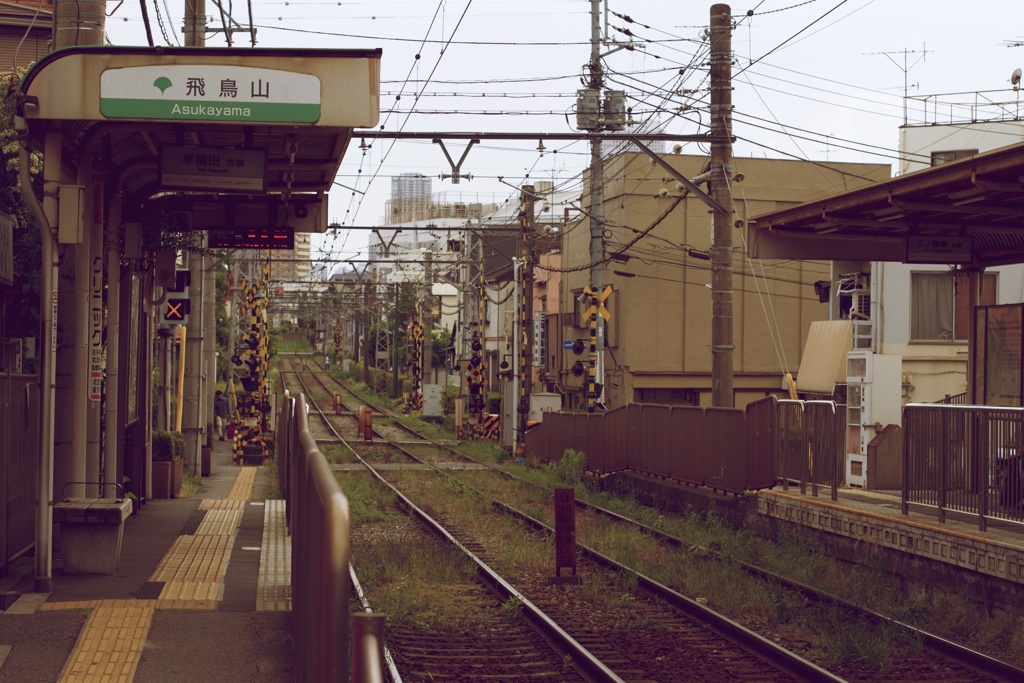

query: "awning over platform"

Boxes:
[19, 46, 382, 227]
[748, 142, 1024, 268]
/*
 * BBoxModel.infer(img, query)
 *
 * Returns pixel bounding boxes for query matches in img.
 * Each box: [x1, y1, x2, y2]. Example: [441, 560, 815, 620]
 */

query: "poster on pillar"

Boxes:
[89, 254, 104, 401]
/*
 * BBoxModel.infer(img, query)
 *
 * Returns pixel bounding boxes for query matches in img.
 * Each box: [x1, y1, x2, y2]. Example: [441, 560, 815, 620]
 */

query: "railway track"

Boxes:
[280, 357, 1024, 681]
[281, 360, 839, 682]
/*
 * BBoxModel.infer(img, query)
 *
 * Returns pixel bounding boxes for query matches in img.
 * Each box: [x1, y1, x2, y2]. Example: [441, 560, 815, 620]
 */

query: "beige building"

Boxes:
[269, 232, 312, 281]
[0, 0, 50, 70]
[556, 152, 890, 409]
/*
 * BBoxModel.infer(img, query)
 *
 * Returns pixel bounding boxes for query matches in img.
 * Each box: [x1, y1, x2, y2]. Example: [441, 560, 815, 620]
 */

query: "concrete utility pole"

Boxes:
[516, 187, 536, 455]
[422, 252, 433, 380]
[182, 0, 207, 472]
[709, 4, 736, 408]
[184, 0, 207, 47]
[363, 277, 371, 385]
[586, 0, 606, 412]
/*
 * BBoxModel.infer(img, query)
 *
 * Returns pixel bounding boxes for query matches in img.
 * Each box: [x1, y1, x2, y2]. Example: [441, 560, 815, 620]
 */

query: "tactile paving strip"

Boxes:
[258, 500, 292, 611]
[39, 466, 279, 682]
[226, 466, 257, 500]
[56, 599, 155, 683]
[150, 535, 233, 604]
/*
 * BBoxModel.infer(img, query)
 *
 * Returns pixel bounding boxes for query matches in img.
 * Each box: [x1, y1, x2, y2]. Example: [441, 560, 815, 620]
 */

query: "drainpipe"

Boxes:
[19, 121, 59, 592]
[105, 193, 122, 493]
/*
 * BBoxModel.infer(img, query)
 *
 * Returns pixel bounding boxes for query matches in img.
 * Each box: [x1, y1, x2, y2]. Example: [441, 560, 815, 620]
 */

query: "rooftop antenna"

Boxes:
[865, 43, 931, 125]
[1013, 68, 1022, 120]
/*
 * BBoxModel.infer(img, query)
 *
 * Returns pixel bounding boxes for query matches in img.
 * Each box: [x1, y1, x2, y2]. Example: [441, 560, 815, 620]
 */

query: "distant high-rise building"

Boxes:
[269, 232, 312, 280]
[389, 174, 432, 223]
[392, 173, 432, 199]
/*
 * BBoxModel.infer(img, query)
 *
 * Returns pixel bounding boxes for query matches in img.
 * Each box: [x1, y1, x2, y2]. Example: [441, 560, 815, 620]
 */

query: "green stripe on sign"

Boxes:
[100, 98, 321, 123]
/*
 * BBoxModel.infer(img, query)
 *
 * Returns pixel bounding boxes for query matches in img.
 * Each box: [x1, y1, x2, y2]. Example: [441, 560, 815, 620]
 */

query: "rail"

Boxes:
[277, 390, 352, 681]
[903, 403, 1024, 531]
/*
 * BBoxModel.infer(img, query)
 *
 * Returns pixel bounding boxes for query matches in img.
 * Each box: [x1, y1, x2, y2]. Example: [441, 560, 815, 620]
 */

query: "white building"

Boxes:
[832, 88, 1024, 486]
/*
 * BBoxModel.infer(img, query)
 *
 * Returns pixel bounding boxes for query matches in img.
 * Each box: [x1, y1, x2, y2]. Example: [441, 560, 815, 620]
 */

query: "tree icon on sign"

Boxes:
[153, 77, 172, 94]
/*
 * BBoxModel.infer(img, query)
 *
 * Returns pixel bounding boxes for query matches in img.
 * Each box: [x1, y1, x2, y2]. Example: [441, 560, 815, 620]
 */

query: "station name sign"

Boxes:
[99, 65, 321, 123]
[160, 146, 266, 193]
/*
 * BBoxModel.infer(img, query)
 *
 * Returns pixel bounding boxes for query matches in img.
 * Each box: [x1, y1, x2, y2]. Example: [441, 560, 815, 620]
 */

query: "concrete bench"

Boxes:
[53, 497, 133, 575]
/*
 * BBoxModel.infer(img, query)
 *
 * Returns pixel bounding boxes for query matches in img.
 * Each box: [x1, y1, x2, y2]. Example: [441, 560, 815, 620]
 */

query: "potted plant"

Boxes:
[153, 430, 185, 498]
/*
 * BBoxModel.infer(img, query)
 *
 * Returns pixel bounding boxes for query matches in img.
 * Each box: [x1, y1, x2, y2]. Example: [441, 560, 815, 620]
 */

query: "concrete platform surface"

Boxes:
[0, 438, 292, 683]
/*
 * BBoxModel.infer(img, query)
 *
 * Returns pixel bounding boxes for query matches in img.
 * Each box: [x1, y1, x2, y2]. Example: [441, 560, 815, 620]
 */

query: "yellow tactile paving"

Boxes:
[198, 499, 247, 512]
[150, 535, 233, 604]
[58, 599, 155, 683]
[195, 508, 245, 536]
[226, 466, 257, 500]
[258, 500, 292, 612]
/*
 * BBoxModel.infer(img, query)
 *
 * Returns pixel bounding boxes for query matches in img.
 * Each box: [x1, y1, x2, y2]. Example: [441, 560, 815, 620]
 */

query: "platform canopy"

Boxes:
[19, 46, 382, 231]
[747, 141, 1024, 269]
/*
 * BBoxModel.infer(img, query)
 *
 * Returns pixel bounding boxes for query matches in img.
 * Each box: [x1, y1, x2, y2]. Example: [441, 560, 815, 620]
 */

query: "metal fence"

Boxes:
[277, 391, 352, 681]
[903, 403, 1024, 531]
[867, 424, 902, 490]
[523, 401, 779, 495]
[1, 373, 37, 573]
[777, 400, 845, 500]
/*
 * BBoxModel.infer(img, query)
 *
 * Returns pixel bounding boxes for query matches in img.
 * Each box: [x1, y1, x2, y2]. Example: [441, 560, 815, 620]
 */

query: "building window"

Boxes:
[911, 272, 996, 341]
[931, 149, 978, 166]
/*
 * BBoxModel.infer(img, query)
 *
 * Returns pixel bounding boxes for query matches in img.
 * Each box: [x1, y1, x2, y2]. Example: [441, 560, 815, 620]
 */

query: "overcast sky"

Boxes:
[101, 1, 1024, 266]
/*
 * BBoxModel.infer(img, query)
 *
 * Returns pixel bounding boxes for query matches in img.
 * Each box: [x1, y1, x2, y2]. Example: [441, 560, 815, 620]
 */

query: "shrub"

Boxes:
[548, 449, 587, 485]
[152, 430, 183, 462]
[441, 385, 458, 414]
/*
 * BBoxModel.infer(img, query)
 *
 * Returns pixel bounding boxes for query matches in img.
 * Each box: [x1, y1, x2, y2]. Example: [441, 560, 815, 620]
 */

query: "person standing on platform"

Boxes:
[214, 390, 230, 441]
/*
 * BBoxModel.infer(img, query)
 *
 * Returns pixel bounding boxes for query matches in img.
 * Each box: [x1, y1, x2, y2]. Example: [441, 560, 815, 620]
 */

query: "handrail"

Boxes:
[58, 482, 127, 503]
[279, 390, 353, 681]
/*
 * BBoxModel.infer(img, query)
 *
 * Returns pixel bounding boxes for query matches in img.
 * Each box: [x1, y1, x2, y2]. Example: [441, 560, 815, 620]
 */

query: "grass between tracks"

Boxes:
[304, 366, 1024, 672]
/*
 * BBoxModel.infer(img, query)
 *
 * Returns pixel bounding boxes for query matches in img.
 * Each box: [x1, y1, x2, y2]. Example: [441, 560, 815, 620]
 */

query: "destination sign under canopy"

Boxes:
[905, 235, 973, 264]
[208, 227, 295, 250]
[161, 146, 266, 192]
[100, 65, 321, 123]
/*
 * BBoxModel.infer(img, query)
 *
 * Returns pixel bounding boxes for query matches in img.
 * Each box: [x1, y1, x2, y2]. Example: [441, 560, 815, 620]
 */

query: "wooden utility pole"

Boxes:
[709, 3, 735, 408]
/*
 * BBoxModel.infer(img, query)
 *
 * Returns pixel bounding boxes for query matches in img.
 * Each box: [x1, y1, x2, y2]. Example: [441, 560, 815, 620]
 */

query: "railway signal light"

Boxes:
[162, 269, 191, 325]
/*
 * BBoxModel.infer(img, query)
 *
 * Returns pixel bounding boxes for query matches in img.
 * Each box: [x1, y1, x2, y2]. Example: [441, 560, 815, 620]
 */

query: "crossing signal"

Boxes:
[163, 298, 190, 323]
[162, 269, 191, 325]
[571, 361, 585, 377]
[571, 338, 585, 355]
